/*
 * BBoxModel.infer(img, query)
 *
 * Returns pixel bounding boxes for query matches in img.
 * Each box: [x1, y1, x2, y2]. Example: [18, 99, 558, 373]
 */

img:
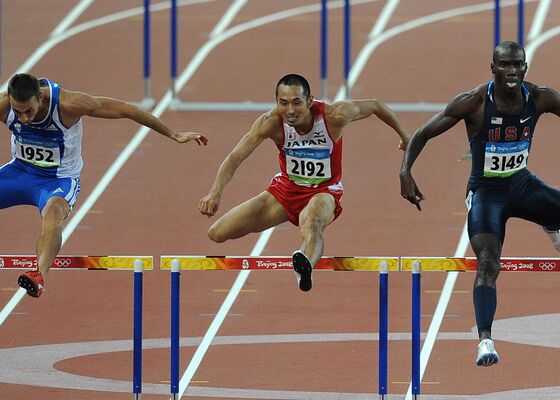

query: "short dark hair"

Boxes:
[8, 73, 40, 102]
[493, 41, 526, 63]
[275, 74, 311, 98]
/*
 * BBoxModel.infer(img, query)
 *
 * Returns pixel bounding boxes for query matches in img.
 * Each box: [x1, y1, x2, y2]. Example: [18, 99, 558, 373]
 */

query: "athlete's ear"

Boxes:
[490, 62, 496, 75]
[307, 95, 314, 107]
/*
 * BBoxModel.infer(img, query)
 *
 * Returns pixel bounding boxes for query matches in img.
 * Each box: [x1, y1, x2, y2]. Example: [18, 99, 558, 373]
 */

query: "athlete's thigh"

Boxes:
[299, 192, 336, 228]
[37, 176, 80, 215]
[0, 162, 38, 209]
[513, 176, 560, 228]
[213, 191, 289, 238]
[467, 187, 509, 242]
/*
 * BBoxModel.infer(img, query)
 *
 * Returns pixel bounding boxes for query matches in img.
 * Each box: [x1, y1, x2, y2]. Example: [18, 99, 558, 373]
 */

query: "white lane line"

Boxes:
[0, 289, 27, 326]
[526, 24, 560, 68]
[210, 0, 247, 38]
[172, 229, 275, 398]
[369, 0, 400, 39]
[0, 0, 217, 92]
[334, 0, 538, 101]
[50, 0, 95, 37]
[527, 0, 552, 41]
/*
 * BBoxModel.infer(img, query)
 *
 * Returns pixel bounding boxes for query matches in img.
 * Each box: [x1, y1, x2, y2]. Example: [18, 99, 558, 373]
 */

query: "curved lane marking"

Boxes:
[0, 314, 558, 396]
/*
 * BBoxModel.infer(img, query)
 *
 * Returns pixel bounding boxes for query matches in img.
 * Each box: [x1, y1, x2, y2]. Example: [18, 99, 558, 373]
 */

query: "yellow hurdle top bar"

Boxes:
[0, 256, 153, 270]
[401, 257, 560, 272]
[161, 256, 399, 271]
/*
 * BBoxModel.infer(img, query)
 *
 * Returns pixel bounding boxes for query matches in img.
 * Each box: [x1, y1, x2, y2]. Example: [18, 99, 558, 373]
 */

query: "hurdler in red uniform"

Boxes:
[199, 74, 408, 292]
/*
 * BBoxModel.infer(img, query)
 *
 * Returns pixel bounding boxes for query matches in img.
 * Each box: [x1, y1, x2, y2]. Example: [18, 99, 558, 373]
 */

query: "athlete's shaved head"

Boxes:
[8, 73, 40, 102]
[275, 74, 311, 99]
[493, 41, 525, 63]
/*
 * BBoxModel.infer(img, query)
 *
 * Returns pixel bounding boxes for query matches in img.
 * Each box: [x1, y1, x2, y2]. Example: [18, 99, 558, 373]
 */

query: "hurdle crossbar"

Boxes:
[401, 257, 560, 272]
[0, 255, 153, 270]
[161, 256, 398, 271]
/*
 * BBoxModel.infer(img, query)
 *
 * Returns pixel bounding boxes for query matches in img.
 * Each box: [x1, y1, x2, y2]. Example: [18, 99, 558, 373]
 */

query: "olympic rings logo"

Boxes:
[538, 261, 556, 271]
[54, 258, 72, 268]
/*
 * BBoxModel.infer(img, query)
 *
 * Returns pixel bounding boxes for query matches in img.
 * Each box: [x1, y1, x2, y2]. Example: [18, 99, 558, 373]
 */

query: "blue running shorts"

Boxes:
[0, 160, 80, 215]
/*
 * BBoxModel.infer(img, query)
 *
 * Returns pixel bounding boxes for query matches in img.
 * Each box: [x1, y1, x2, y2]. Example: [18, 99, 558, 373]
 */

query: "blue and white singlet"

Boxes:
[5, 78, 83, 178]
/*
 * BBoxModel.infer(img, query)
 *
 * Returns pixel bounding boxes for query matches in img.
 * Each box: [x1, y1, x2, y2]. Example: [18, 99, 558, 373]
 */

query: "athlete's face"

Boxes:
[9, 93, 43, 125]
[276, 84, 313, 128]
[491, 48, 527, 94]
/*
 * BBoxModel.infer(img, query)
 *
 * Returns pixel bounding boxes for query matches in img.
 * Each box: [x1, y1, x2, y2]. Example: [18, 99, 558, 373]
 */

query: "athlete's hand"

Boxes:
[172, 132, 209, 145]
[400, 171, 424, 210]
[199, 193, 220, 217]
[398, 133, 410, 151]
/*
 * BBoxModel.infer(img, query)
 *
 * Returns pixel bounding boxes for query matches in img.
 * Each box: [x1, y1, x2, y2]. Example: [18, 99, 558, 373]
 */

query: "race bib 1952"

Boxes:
[483, 141, 529, 178]
[15, 142, 61, 167]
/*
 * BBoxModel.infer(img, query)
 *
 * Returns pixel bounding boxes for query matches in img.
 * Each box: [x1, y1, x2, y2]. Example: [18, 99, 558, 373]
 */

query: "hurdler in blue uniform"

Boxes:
[0, 73, 208, 298]
[400, 41, 560, 367]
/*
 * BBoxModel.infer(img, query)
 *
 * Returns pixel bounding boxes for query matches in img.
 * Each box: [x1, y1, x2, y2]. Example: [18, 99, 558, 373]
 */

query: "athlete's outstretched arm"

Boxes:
[400, 90, 481, 210]
[61, 90, 208, 145]
[331, 99, 409, 149]
[198, 113, 274, 217]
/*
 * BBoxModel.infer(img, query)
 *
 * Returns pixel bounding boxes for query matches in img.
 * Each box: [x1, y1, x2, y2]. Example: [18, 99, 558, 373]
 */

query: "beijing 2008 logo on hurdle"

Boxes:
[242, 259, 249, 269]
[538, 261, 556, 271]
[54, 258, 72, 268]
[0, 258, 4, 268]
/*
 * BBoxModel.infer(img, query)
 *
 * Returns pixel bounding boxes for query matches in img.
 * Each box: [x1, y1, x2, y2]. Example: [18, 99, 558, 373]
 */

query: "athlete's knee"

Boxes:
[300, 214, 325, 236]
[42, 198, 69, 223]
[476, 253, 500, 285]
[208, 222, 228, 243]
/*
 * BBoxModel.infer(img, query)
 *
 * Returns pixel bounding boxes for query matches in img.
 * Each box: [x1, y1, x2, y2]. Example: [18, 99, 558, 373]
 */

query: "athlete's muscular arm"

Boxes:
[60, 89, 208, 145]
[199, 112, 278, 217]
[328, 99, 409, 149]
[531, 84, 560, 117]
[400, 87, 483, 210]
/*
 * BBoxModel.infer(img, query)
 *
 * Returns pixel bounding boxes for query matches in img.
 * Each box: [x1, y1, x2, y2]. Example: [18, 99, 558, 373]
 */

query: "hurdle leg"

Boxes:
[170, 259, 181, 399]
[411, 260, 421, 399]
[133, 259, 144, 400]
[378, 261, 389, 399]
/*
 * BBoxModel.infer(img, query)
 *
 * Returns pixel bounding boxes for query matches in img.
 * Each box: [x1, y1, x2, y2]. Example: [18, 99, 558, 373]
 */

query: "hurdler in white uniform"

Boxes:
[0, 78, 81, 213]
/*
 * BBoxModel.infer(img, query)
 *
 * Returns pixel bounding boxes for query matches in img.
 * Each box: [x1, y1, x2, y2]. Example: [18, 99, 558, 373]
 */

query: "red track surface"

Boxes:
[1, 1, 559, 399]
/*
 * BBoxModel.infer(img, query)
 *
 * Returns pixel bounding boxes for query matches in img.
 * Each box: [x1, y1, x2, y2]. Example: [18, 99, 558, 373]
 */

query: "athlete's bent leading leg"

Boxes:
[18, 196, 69, 298]
[207, 191, 289, 243]
[292, 193, 336, 291]
[470, 233, 501, 366]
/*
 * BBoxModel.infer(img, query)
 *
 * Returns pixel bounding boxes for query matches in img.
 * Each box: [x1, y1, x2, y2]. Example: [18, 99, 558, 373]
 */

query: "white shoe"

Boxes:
[476, 338, 499, 366]
[541, 226, 560, 252]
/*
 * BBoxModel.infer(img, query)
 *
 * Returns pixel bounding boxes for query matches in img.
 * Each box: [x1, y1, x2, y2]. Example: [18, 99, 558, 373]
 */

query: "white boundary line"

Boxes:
[528, 0, 552, 41]
[50, 0, 95, 37]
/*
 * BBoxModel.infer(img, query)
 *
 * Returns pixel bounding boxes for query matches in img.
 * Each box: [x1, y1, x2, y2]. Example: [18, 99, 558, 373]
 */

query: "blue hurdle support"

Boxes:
[133, 259, 144, 400]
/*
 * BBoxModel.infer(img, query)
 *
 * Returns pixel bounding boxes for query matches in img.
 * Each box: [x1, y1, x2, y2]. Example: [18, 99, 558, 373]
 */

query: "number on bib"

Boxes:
[15, 143, 61, 167]
[483, 141, 529, 178]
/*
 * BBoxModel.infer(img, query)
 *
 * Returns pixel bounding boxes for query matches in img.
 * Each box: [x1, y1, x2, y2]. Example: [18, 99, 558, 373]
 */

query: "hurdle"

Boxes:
[0, 255, 152, 398]
[401, 256, 560, 399]
[158, 255, 398, 399]
[494, 0, 525, 47]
